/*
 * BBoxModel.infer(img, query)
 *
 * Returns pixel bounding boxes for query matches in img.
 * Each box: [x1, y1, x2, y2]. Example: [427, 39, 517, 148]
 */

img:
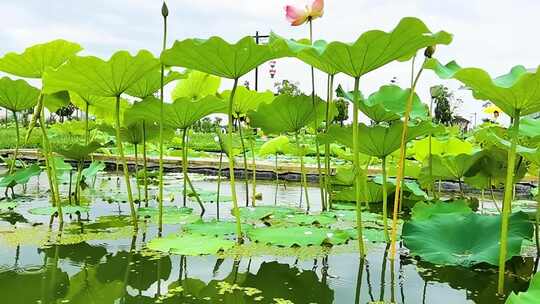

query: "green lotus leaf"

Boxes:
[69, 92, 126, 124]
[187, 189, 232, 203]
[126, 69, 186, 99]
[412, 136, 473, 161]
[0, 39, 82, 78]
[465, 146, 528, 189]
[285, 18, 451, 78]
[248, 94, 326, 134]
[258, 136, 290, 156]
[127, 95, 226, 130]
[518, 117, 540, 141]
[147, 233, 235, 255]
[237, 206, 302, 221]
[402, 212, 533, 267]
[425, 59, 540, 117]
[0, 77, 40, 112]
[138, 206, 197, 225]
[419, 153, 481, 184]
[28, 205, 90, 216]
[0, 164, 41, 188]
[81, 161, 105, 181]
[220, 86, 274, 118]
[0, 201, 18, 212]
[506, 272, 540, 304]
[171, 70, 221, 100]
[327, 120, 436, 158]
[43, 50, 160, 97]
[332, 181, 385, 204]
[183, 220, 252, 237]
[411, 200, 472, 221]
[247, 226, 340, 247]
[340, 227, 394, 243]
[54, 141, 102, 161]
[279, 213, 337, 227]
[336, 84, 427, 122]
[43, 91, 71, 113]
[270, 33, 339, 75]
[161, 36, 287, 79]
[372, 175, 428, 200]
[64, 267, 124, 304]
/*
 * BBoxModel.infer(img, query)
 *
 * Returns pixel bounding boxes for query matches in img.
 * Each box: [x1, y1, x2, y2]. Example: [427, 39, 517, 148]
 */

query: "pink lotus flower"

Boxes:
[285, 0, 324, 26]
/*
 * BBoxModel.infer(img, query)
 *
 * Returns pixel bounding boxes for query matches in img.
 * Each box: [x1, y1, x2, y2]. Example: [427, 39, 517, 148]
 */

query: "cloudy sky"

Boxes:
[1, 0, 539, 125]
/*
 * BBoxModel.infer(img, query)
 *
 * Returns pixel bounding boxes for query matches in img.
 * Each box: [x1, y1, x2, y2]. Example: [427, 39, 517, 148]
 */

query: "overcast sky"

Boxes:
[2, 0, 539, 126]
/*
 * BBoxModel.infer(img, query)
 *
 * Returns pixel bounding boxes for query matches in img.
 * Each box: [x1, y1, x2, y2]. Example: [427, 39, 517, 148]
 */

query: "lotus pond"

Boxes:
[1, 1, 540, 303]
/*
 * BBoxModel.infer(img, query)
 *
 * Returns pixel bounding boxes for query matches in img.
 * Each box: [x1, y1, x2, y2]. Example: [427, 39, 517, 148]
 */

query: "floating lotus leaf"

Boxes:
[183, 220, 252, 237]
[506, 272, 540, 304]
[402, 212, 533, 267]
[138, 206, 197, 225]
[0, 201, 18, 212]
[327, 120, 436, 158]
[247, 226, 341, 247]
[0, 164, 41, 188]
[54, 141, 102, 161]
[425, 59, 540, 117]
[126, 69, 185, 99]
[189, 189, 232, 203]
[411, 200, 472, 221]
[279, 213, 337, 226]
[221, 86, 274, 118]
[258, 136, 290, 156]
[276, 17, 451, 78]
[161, 36, 287, 79]
[0, 39, 82, 78]
[28, 205, 90, 216]
[43, 50, 160, 97]
[337, 84, 427, 122]
[171, 70, 221, 100]
[147, 233, 235, 255]
[341, 228, 396, 243]
[0, 77, 40, 112]
[237, 206, 302, 221]
[248, 94, 326, 134]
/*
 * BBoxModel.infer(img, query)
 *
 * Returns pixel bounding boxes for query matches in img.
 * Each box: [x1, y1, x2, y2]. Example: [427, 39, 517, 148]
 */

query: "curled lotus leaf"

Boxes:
[161, 36, 288, 79]
[411, 200, 473, 221]
[0, 77, 40, 112]
[425, 59, 540, 117]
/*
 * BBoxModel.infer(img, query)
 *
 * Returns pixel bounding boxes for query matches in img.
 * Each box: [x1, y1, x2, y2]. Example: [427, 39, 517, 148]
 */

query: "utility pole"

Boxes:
[252, 31, 270, 91]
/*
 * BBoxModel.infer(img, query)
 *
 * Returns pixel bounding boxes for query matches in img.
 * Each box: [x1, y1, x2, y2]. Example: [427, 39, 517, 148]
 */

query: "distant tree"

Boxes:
[55, 103, 76, 123]
[430, 85, 460, 126]
[333, 98, 349, 126]
[274, 79, 302, 96]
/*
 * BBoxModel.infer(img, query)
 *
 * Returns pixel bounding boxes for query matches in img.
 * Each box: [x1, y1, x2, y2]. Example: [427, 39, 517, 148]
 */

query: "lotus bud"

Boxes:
[161, 2, 169, 18]
[424, 45, 436, 58]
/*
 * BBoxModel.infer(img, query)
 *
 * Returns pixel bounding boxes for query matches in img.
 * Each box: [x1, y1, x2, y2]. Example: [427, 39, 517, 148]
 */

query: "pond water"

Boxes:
[0, 170, 536, 304]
